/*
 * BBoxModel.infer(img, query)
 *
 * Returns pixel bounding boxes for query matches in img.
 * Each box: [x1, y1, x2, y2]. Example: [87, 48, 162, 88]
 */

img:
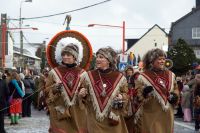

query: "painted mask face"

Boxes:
[96, 54, 110, 70]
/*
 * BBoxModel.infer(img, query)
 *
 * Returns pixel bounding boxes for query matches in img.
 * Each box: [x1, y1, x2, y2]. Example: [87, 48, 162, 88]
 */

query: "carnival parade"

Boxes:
[1, 0, 200, 133]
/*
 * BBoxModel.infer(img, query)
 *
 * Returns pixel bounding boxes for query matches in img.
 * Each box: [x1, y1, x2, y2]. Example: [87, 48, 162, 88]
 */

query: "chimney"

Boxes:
[197, 0, 200, 8]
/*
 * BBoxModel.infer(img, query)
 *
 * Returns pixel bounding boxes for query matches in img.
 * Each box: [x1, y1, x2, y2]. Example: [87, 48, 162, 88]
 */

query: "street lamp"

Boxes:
[88, 21, 125, 55]
[19, 0, 32, 71]
[8, 27, 38, 30]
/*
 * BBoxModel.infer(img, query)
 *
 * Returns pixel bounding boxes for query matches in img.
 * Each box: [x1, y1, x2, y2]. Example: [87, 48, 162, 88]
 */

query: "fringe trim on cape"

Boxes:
[140, 73, 175, 111]
[84, 73, 126, 122]
[134, 73, 175, 123]
[51, 69, 87, 107]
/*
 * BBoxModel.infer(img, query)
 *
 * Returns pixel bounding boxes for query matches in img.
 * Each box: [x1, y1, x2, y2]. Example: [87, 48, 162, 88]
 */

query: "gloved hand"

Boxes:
[168, 92, 178, 105]
[56, 83, 63, 90]
[78, 88, 88, 98]
[112, 99, 123, 109]
[53, 83, 63, 94]
[143, 86, 153, 98]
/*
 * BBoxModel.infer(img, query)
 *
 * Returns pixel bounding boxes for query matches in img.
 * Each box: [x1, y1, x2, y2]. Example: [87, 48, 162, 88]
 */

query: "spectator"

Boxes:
[8, 72, 24, 125]
[175, 78, 184, 118]
[0, 72, 9, 132]
[193, 74, 200, 131]
[32, 75, 39, 109]
[181, 85, 192, 122]
[22, 68, 35, 117]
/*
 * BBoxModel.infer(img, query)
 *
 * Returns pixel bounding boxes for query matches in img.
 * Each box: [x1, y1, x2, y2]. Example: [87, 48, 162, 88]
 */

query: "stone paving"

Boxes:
[4, 108, 197, 133]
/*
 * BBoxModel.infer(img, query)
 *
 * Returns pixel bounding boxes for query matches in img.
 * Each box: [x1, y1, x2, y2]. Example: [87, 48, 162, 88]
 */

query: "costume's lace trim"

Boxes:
[51, 69, 86, 107]
[84, 73, 125, 122]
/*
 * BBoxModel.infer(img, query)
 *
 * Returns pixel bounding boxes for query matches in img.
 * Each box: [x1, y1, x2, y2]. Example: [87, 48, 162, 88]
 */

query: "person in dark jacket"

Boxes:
[0, 72, 9, 133]
[175, 79, 184, 118]
[22, 68, 35, 117]
[193, 74, 200, 131]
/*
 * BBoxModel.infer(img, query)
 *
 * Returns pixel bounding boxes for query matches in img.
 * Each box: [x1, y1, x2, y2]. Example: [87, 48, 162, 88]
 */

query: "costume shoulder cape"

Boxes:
[85, 70, 126, 121]
[51, 65, 86, 106]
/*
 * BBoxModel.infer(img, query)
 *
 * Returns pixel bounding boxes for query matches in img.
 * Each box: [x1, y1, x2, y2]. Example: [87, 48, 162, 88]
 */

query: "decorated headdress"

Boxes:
[61, 43, 79, 61]
[96, 47, 117, 69]
[46, 30, 93, 70]
[142, 48, 167, 70]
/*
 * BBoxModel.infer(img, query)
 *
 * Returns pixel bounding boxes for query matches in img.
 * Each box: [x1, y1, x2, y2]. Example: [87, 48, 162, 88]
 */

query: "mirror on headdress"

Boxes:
[46, 30, 93, 70]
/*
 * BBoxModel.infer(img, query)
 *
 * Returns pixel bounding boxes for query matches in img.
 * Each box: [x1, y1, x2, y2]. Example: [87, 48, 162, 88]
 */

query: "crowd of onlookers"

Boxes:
[175, 73, 200, 131]
[0, 67, 49, 133]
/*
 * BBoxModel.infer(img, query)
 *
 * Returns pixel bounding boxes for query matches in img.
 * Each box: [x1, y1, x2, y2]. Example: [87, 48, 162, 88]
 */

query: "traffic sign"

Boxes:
[118, 63, 128, 71]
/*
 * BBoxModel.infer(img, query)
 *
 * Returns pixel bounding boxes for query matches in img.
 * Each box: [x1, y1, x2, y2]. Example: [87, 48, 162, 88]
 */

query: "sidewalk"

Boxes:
[4, 107, 49, 133]
[4, 108, 196, 133]
[175, 117, 195, 131]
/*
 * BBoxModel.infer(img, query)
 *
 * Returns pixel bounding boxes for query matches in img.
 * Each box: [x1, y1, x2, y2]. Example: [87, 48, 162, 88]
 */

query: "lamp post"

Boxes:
[88, 21, 125, 55]
[1, 14, 7, 68]
[8, 27, 38, 30]
[19, 0, 32, 71]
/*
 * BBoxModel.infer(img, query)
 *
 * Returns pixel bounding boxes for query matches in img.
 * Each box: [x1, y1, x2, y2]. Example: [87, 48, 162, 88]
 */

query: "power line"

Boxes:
[8, 21, 18, 28]
[7, 18, 174, 30]
[23, 34, 32, 45]
[9, 0, 111, 21]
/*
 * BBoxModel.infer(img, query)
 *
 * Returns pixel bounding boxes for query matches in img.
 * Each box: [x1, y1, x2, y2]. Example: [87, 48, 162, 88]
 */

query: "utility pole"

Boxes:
[88, 21, 126, 54]
[19, 1, 23, 72]
[1, 14, 7, 68]
[19, 0, 32, 72]
[41, 41, 46, 70]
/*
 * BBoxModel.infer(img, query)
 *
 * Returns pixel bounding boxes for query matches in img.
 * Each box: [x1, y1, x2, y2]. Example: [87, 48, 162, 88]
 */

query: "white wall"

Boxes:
[194, 50, 200, 58]
[126, 25, 168, 60]
[34, 59, 41, 70]
[5, 33, 14, 68]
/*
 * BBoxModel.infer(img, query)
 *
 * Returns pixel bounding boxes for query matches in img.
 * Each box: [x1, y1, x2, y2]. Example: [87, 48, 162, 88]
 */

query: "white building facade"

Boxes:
[126, 24, 169, 60]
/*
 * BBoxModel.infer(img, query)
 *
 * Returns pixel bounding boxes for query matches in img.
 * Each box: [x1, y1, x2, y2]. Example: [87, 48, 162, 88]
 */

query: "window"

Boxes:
[192, 27, 200, 39]
[194, 50, 200, 58]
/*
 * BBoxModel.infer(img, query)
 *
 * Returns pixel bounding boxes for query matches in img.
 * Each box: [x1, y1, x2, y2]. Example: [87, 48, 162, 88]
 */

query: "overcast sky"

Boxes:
[0, 0, 196, 53]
